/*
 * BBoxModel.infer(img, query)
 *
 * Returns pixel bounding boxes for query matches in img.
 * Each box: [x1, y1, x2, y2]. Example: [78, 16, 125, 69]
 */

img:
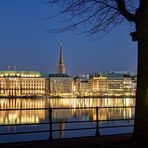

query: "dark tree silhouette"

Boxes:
[48, 0, 148, 142]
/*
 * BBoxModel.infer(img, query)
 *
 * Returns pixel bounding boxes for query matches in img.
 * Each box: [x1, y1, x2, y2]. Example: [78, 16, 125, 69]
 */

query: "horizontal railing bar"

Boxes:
[53, 118, 134, 124]
[0, 106, 135, 111]
[53, 127, 96, 132]
[0, 108, 49, 111]
[100, 124, 134, 129]
[97, 118, 134, 122]
[0, 118, 134, 127]
[101, 132, 133, 136]
[53, 106, 135, 110]
[0, 130, 49, 136]
[48, 97, 135, 99]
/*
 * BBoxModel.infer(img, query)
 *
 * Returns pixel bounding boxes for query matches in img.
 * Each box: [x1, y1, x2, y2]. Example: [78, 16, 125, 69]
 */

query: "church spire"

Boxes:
[59, 44, 64, 64]
[57, 44, 65, 74]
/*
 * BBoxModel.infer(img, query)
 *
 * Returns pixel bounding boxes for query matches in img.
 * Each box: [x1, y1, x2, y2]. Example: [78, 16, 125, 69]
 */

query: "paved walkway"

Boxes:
[0, 134, 147, 148]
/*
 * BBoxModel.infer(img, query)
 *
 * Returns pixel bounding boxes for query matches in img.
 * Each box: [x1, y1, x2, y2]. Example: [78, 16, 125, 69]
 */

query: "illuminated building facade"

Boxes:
[107, 73, 124, 96]
[48, 74, 72, 96]
[0, 45, 73, 97]
[79, 80, 89, 94]
[107, 73, 134, 96]
[72, 74, 90, 96]
[0, 71, 48, 96]
[89, 73, 108, 96]
[0, 43, 136, 97]
[72, 72, 136, 96]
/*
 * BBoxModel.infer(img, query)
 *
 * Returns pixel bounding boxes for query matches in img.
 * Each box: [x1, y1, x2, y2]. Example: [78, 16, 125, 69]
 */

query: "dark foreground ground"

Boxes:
[0, 134, 147, 148]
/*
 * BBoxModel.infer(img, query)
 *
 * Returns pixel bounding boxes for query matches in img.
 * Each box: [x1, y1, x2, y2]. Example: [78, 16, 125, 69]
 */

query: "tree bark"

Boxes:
[133, 0, 148, 142]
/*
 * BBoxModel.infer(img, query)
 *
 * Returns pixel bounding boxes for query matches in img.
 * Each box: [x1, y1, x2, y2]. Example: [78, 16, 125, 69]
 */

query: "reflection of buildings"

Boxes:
[49, 97, 135, 122]
[92, 107, 134, 121]
[49, 97, 135, 137]
[59, 122, 64, 139]
[0, 98, 47, 124]
[0, 97, 135, 138]
[49, 98, 135, 109]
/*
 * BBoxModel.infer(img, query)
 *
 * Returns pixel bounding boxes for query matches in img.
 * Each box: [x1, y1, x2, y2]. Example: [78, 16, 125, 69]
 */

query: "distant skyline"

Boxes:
[0, 0, 137, 76]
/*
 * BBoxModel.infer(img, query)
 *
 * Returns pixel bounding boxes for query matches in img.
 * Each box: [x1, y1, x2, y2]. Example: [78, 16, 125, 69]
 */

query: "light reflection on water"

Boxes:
[0, 97, 135, 143]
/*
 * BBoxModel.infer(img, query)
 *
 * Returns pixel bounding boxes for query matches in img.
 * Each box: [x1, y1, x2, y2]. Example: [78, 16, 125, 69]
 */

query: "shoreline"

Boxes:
[0, 95, 135, 99]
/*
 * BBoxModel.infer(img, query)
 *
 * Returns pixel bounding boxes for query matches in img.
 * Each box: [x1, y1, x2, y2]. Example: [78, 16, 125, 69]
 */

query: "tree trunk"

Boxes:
[133, 1, 148, 142]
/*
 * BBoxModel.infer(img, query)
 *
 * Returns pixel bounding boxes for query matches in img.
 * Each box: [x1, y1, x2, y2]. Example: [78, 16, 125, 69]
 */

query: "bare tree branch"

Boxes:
[115, 0, 136, 22]
[46, 0, 138, 36]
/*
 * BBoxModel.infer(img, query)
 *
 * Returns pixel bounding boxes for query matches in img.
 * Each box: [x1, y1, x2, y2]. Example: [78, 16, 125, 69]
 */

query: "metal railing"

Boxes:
[0, 106, 135, 142]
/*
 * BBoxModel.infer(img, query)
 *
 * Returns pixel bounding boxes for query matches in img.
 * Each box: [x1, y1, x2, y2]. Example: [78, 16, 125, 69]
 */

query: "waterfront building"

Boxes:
[72, 77, 79, 94]
[0, 71, 48, 96]
[106, 72, 135, 96]
[0, 45, 73, 97]
[0, 44, 136, 97]
[131, 76, 137, 96]
[72, 74, 90, 96]
[72, 72, 136, 97]
[79, 80, 89, 96]
[48, 45, 72, 96]
[107, 73, 124, 96]
[89, 73, 108, 96]
[123, 74, 133, 96]
[48, 74, 72, 96]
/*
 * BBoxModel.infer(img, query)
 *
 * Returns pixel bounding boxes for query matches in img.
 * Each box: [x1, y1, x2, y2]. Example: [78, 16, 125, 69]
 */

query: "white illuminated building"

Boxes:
[0, 71, 48, 96]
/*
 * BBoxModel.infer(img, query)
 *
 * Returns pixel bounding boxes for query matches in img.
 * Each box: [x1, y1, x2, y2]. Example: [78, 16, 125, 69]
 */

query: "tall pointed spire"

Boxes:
[59, 44, 64, 64]
[57, 44, 65, 74]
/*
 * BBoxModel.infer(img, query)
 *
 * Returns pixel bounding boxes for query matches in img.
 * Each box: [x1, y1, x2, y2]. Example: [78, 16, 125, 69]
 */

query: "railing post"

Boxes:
[49, 107, 53, 141]
[95, 106, 100, 137]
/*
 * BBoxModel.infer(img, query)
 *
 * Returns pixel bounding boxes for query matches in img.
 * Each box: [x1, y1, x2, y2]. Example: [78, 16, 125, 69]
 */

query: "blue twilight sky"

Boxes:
[0, 0, 137, 76]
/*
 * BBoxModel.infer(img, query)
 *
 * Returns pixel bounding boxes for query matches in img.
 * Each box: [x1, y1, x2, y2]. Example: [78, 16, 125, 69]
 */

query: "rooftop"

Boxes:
[49, 74, 70, 77]
[0, 71, 42, 78]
